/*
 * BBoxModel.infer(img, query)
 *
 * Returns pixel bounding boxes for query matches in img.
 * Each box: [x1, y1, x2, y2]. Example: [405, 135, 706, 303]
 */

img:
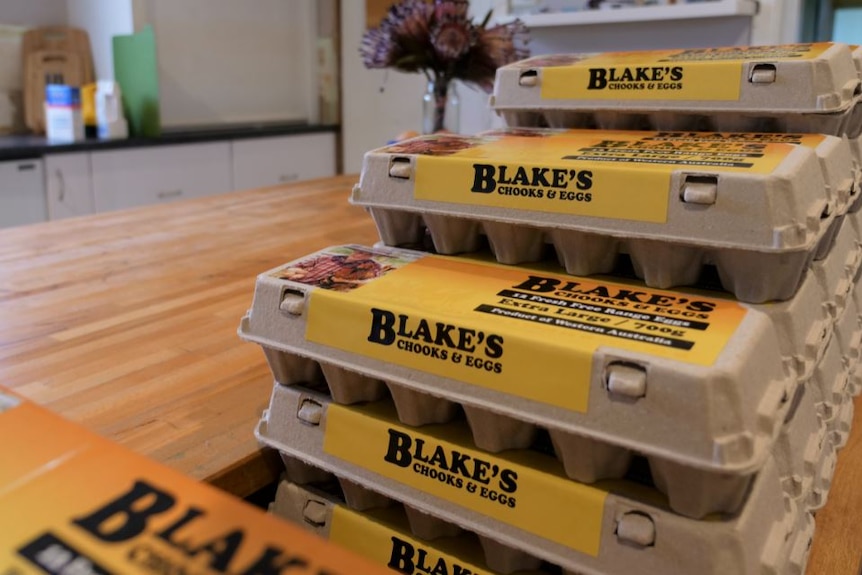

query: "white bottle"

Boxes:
[96, 80, 128, 140]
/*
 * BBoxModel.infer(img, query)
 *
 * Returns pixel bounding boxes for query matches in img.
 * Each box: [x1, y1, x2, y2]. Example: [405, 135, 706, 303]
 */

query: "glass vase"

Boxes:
[422, 78, 460, 134]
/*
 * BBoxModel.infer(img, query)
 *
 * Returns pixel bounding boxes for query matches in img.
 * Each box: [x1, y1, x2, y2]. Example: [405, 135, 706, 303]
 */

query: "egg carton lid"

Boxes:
[256, 383, 811, 575]
[353, 129, 832, 254]
[270, 476, 813, 575]
[491, 43, 861, 115]
[239, 244, 800, 475]
[250, 292, 854, 518]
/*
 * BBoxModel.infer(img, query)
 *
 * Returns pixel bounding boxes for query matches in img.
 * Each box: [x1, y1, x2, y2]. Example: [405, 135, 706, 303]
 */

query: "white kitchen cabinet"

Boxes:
[0, 159, 46, 228]
[90, 142, 232, 212]
[231, 133, 336, 191]
[45, 153, 95, 220]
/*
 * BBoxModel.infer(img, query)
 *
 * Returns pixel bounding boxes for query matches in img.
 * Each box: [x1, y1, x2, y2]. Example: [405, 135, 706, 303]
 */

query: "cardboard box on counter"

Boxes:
[0, 387, 390, 575]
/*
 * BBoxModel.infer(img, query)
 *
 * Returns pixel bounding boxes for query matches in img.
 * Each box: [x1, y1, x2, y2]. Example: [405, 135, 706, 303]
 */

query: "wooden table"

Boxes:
[0, 175, 858, 574]
[0, 175, 380, 497]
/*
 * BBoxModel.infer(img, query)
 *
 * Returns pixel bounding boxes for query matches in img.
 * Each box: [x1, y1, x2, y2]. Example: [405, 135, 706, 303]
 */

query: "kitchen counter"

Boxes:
[0, 175, 858, 575]
[0, 121, 338, 161]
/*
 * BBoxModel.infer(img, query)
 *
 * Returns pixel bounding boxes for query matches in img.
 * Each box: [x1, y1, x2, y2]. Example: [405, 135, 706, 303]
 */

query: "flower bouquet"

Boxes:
[361, 0, 529, 133]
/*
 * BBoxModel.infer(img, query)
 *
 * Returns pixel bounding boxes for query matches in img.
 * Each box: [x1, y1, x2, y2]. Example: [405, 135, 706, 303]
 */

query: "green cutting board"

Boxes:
[113, 25, 160, 137]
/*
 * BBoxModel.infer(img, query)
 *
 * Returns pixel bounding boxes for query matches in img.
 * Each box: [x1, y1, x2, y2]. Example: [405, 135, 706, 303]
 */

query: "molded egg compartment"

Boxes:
[811, 216, 862, 322]
[269, 475, 552, 575]
[498, 99, 862, 140]
[777, 315, 859, 513]
[752, 234, 845, 383]
[833, 294, 862, 393]
[774, 383, 839, 514]
[255, 383, 810, 575]
[490, 43, 861, 131]
[602, 130, 858, 253]
[259, 376, 804, 518]
[258, 349, 839, 525]
[239, 245, 798, 483]
[354, 131, 834, 303]
[807, 332, 856, 449]
[851, 134, 862, 209]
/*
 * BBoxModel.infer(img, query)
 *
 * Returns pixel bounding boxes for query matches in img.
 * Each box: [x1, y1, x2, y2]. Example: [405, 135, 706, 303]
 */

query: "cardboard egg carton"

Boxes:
[274, 472, 815, 575]
[255, 383, 814, 575]
[612, 130, 860, 235]
[236, 242, 862, 489]
[775, 376, 846, 513]
[352, 129, 842, 303]
[252, 314, 850, 520]
[0, 388, 393, 575]
[270, 476, 550, 575]
[254, 308, 851, 524]
[851, 134, 862, 203]
[490, 43, 862, 138]
[853, 44, 862, 78]
[762, 217, 860, 382]
[812, 214, 862, 323]
[809, 333, 856, 450]
[833, 293, 862, 396]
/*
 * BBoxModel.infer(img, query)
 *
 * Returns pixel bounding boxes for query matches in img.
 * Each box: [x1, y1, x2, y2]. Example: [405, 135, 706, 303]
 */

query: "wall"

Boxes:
[66, 0, 134, 81]
[135, 0, 315, 128]
[0, 0, 68, 27]
[751, 0, 803, 45]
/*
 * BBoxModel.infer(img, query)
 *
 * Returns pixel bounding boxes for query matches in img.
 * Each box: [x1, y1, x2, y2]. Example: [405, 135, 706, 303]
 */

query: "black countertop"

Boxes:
[0, 122, 339, 161]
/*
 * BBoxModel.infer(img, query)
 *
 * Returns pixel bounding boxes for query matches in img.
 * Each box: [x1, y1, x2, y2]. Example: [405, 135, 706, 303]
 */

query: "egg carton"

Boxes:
[236, 242, 862, 488]
[491, 43, 862, 138]
[254, 311, 852, 525]
[744, 199, 860, 381]
[256, 384, 814, 575]
[807, 329, 856, 452]
[593, 130, 859, 231]
[810, 213, 862, 325]
[853, 44, 862, 78]
[270, 477, 551, 575]
[774, 383, 840, 513]
[252, 318, 850, 522]
[353, 129, 838, 303]
[269, 474, 812, 575]
[834, 294, 862, 396]
[851, 133, 862, 206]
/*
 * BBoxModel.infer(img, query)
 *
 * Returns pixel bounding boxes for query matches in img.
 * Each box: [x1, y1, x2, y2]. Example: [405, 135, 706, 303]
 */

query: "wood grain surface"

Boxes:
[0, 175, 379, 497]
[0, 174, 858, 573]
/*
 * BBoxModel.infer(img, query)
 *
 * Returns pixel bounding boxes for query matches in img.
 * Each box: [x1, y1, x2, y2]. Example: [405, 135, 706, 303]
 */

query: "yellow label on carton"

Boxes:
[404, 130, 791, 224]
[302, 249, 748, 413]
[0, 390, 390, 575]
[330, 506, 504, 575]
[323, 401, 607, 556]
[539, 43, 833, 101]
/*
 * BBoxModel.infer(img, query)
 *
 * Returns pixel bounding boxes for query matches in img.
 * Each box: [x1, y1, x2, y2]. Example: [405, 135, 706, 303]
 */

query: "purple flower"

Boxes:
[360, 0, 530, 92]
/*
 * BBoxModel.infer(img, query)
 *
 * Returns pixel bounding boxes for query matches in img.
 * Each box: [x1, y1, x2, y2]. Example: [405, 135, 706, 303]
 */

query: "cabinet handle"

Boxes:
[279, 173, 299, 183]
[157, 189, 183, 199]
[55, 169, 65, 202]
[17, 163, 36, 171]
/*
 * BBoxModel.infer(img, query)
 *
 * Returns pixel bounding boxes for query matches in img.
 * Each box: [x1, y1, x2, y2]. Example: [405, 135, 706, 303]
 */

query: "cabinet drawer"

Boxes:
[231, 133, 336, 191]
[0, 159, 46, 228]
[91, 143, 232, 212]
[46, 153, 94, 220]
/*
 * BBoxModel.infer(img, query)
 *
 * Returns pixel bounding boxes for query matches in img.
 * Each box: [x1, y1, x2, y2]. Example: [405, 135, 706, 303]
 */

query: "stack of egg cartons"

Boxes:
[240, 43, 862, 575]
